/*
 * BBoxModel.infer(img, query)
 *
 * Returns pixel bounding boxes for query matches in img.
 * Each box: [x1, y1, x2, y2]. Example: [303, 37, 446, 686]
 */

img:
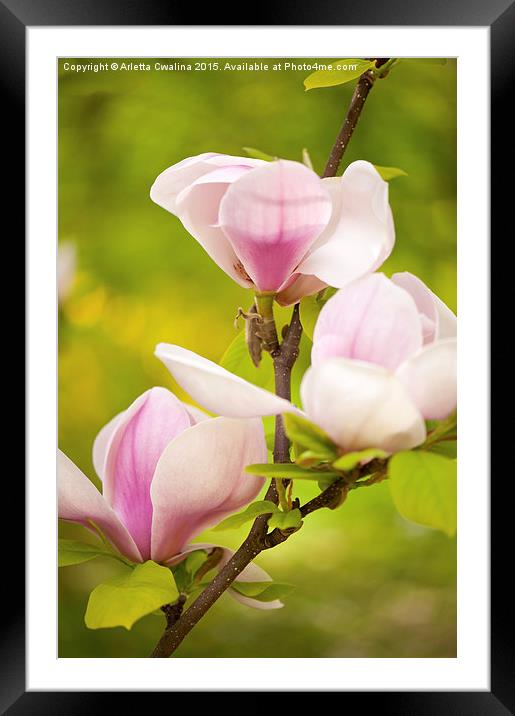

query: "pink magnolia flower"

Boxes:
[58, 387, 266, 566]
[154, 271, 456, 456]
[311, 272, 457, 424]
[150, 153, 395, 305]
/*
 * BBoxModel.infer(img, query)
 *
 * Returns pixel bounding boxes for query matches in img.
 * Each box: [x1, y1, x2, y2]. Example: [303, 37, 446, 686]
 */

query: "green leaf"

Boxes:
[184, 550, 208, 576]
[299, 288, 336, 340]
[85, 561, 179, 630]
[58, 538, 118, 567]
[424, 411, 457, 447]
[389, 451, 457, 537]
[231, 580, 295, 602]
[213, 500, 279, 531]
[302, 148, 314, 170]
[220, 330, 274, 391]
[373, 165, 408, 181]
[296, 450, 328, 467]
[333, 448, 388, 471]
[283, 413, 337, 457]
[172, 549, 210, 592]
[243, 146, 276, 161]
[426, 440, 457, 459]
[245, 462, 339, 482]
[318, 477, 340, 492]
[268, 509, 302, 531]
[304, 59, 375, 91]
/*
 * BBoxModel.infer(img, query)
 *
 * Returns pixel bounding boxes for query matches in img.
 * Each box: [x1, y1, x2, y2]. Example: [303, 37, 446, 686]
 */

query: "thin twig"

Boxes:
[150, 307, 303, 658]
[322, 58, 390, 178]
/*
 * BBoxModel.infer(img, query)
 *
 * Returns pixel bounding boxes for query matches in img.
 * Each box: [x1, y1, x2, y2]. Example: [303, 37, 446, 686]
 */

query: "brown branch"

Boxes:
[272, 304, 302, 464]
[322, 58, 391, 178]
[150, 306, 303, 658]
[150, 474, 355, 656]
[150, 62, 390, 655]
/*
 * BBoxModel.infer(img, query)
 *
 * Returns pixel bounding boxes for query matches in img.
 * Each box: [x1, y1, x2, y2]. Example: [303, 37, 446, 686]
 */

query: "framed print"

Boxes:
[4, 0, 508, 710]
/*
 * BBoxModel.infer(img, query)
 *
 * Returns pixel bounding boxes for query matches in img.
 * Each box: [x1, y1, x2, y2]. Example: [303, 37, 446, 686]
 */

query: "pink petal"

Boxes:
[301, 358, 426, 453]
[155, 343, 295, 418]
[297, 161, 395, 286]
[92, 411, 124, 481]
[174, 165, 257, 287]
[150, 417, 266, 563]
[392, 272, 457, 343]
[150, 152, 263, 215]
[396, 338, 457, 420]
[276, 273, 328, 307]
[102, 388, 192, 561]
[219, 160, 332, 292]
[58, 449, 142, 562]
[167, 543, 283, 609]
[312, 274, 423, 371]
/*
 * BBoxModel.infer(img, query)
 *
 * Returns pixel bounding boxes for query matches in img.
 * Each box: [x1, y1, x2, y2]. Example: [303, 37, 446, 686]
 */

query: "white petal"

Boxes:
[155, 343, 295, 418]
[392, 272, 457, 342]
[301, 358, 426, 453]
[182, 402, 210, 424]
[296, 161, 395, 287]
[396, 338, 457, 420]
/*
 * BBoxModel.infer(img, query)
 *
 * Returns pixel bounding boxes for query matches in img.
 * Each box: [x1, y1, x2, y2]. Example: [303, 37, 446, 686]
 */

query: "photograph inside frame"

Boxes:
[57, 56, 457, 659]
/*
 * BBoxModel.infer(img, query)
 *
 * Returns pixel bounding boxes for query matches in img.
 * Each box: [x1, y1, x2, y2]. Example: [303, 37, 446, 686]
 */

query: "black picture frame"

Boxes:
[5, 0, 506, 711]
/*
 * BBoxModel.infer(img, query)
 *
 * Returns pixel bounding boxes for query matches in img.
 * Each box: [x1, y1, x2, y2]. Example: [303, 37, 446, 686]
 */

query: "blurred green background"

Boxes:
[58, 58, 456, 658]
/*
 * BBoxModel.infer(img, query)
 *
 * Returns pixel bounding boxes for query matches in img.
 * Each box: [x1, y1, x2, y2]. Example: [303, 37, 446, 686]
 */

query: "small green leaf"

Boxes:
[243, 146, 276, 161]
[296, 450, 328, 467]
[302, 148, 314, 170]
[304, 59, 375, 91]
[299, 288, 337, 340]
[426, 440, 457, 459]
[85, 561, 179, 630]
[213, 500, 279, 531]
[245, 462, 339, 481]
[172, 549, 210, 592]
[283, 413, 337, 457]
[318, 477, 340, 492]
[184, 550, 208, 576]
[424, 411, 457, 447]
[389, 451, 457, 537]
[231, 580, 295, 602]
[264, 425, 275, 452]
[220, 330, 274, 391]
[333, 448, 388, 471]
[373, 165, 408, 181]
[268, 509, 302, 531]
[58, 538, 117, 567]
